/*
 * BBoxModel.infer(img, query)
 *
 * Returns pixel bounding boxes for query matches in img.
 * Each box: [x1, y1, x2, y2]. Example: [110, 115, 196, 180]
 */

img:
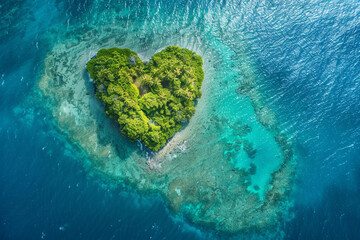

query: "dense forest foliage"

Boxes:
[86, 46, 204, 151]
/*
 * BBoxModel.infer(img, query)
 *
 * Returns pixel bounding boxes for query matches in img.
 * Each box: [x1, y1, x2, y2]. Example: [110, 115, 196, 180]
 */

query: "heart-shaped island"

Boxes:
[86, 46, 204, 151]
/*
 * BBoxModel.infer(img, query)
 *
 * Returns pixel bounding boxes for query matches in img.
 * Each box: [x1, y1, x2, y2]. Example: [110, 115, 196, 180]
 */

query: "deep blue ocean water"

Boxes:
[1, 0, 360, 239]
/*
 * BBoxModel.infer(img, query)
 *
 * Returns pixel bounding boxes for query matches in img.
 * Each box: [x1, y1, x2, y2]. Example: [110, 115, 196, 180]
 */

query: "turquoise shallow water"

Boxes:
[1, 0, 360, 239]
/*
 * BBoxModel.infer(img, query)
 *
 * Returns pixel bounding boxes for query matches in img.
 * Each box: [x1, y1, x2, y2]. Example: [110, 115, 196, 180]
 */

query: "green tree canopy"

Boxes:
[86, 46, 204, 151]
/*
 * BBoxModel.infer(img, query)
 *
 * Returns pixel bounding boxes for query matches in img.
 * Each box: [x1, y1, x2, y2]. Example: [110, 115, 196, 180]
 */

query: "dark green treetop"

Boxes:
[86, 46, 204, 151]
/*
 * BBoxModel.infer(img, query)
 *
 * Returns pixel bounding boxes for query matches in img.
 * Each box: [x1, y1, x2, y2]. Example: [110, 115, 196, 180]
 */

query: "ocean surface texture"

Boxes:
[1, 0, 360, 239]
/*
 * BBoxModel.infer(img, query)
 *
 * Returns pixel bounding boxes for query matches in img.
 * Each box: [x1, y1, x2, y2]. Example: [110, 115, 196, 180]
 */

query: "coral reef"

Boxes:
[35, 9, 296, 232]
